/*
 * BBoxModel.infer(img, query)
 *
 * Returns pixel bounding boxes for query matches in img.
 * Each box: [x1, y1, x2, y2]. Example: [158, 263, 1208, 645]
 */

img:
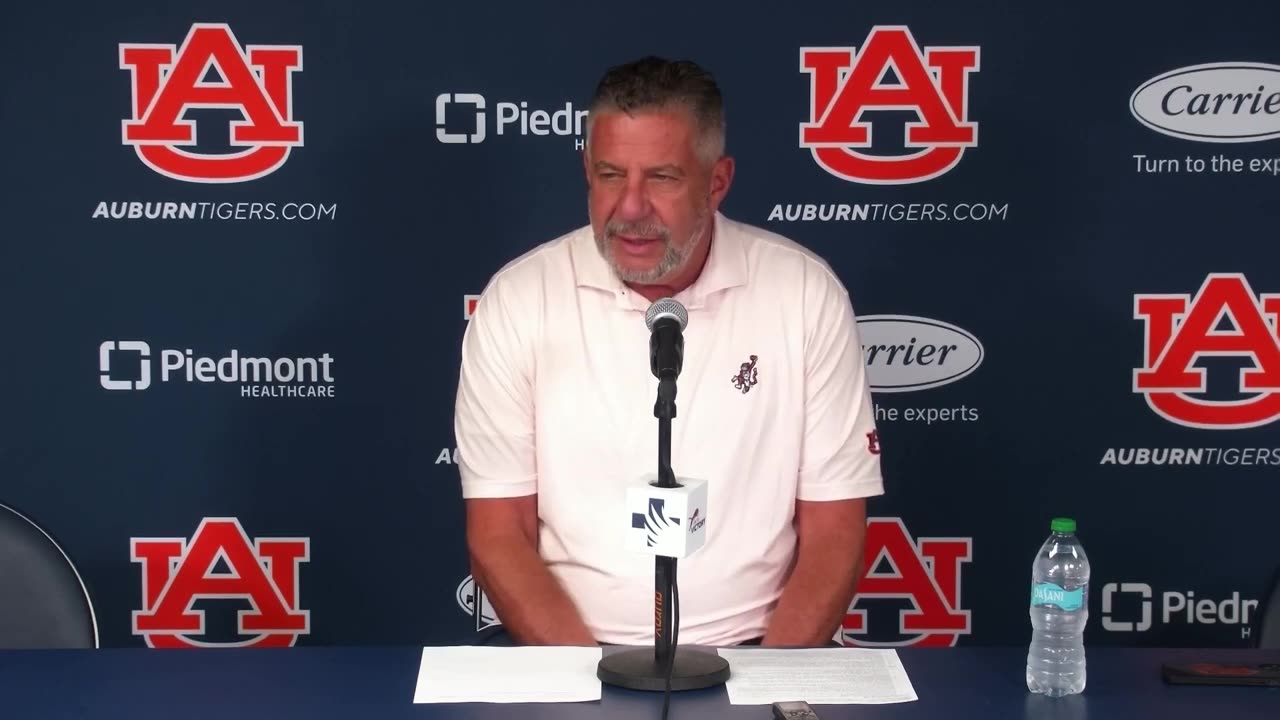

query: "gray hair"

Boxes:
[585, 56, 726, 166]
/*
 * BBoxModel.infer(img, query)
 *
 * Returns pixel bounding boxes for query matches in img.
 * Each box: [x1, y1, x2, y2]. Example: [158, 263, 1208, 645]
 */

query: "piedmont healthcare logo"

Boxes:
[771, 25, 1009, 224]
[1101, 582, 1259, 642]
[858, 315, 983, 425]
[1130, 62, 1280, 178]
[435, 93, 586, 148]
[99, 340, 336, 398]
[1100, 273, 1280, 466]
[102, 23, 337, 221]
[131, 517, 310, 648]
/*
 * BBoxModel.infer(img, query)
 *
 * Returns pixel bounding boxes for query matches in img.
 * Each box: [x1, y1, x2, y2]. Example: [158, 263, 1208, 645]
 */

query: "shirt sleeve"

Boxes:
[796, 263, 885, 502]
[453, 274, 538, 499]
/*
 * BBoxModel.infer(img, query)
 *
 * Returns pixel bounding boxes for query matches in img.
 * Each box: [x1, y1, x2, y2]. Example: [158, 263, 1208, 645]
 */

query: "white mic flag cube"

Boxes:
[625, 475, 708, 559]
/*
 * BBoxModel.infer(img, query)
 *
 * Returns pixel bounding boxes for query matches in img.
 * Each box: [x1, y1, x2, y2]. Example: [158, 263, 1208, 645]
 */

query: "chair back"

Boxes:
[0, 503, 98, 648]
[1257, 568, 1280, 649]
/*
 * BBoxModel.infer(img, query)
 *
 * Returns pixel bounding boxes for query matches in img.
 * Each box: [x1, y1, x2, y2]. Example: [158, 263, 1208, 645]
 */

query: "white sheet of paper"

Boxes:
[412, 646, 603, 704]
[716, 648, 918, 705]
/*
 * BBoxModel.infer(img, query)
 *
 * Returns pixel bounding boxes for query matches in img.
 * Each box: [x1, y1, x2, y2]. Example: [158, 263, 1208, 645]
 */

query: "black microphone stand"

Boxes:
[597, 375, 731, 691]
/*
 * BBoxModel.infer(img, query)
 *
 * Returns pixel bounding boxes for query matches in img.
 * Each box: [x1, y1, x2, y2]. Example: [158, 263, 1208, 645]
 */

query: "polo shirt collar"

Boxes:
[571, 211, 748, 309]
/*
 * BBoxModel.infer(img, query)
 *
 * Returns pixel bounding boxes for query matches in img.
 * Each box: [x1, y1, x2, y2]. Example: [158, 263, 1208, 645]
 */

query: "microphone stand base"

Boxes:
[597, 647, 730, 691]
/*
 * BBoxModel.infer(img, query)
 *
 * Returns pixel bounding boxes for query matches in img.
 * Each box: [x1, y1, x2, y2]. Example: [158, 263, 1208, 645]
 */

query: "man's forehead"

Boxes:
[588, 110, 699, 164]
[592, 109, 696, 141]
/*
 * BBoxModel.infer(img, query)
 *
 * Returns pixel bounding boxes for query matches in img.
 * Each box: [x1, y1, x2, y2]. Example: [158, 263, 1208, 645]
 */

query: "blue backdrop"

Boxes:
[2, 0, 1278, 651]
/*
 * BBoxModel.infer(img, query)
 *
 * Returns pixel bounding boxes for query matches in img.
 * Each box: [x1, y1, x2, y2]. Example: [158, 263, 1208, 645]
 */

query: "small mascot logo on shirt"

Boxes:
[1134, 273, 1280, 429]
[731, 355, 759, 394]
[119, 23, 303, 183]
[840, 518, 971, 647]
[688, 509, 706, 534]
[800, 26, 980, 184]
[131, 517, 310, 648]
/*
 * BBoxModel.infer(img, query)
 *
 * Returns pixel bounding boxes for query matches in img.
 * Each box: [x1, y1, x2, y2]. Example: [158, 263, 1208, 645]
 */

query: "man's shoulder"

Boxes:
[725, 215, 849, 296]
[481, 224, 589, 296]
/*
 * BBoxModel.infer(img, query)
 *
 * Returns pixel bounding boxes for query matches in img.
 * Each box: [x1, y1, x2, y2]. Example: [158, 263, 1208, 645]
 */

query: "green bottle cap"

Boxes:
[1051, 517, 1076, 534]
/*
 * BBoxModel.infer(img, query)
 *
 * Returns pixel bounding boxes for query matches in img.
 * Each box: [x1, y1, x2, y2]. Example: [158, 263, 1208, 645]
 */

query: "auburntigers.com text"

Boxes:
[92, 201, 338, 221]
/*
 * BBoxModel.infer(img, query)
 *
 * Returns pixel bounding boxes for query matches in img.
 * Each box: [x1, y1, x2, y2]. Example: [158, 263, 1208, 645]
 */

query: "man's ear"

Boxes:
[708, 155, 735, 210]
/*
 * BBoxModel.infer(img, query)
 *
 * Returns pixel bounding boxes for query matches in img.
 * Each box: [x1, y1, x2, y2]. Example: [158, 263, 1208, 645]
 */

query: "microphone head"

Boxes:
[645, 298, 688, 332]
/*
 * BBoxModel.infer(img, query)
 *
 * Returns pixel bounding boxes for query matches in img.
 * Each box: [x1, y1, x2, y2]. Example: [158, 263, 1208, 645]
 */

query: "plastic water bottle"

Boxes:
[1026, 517, 1089, 696]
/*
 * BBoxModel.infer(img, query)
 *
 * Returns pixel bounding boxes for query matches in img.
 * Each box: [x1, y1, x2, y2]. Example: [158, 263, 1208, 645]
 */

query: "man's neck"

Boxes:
[628, 283, 682, 304]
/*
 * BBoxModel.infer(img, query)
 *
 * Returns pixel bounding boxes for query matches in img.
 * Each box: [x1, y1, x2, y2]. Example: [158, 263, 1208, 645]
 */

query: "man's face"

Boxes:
[585, 108, 731, 285]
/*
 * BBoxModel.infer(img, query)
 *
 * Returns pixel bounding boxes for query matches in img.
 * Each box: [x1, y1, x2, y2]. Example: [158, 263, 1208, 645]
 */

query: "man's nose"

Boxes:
[614, 177, 652, 221]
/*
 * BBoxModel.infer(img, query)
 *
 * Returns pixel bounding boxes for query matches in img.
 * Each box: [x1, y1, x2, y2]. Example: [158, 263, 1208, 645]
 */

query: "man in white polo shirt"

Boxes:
[454, 56, 883, 648]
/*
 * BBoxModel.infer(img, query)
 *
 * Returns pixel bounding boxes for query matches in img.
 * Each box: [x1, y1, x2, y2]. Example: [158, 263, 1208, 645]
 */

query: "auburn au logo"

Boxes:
[841, 517, 971, 647]
[800, 26, 979, 184]
[131, 517, 310, 648]
[1134, 273, 1280, 430]
[119, 23, 303, 183]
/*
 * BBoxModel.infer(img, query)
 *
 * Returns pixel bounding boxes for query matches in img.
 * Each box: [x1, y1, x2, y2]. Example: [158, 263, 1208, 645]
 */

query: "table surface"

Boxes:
[0, 645, 1276, 719]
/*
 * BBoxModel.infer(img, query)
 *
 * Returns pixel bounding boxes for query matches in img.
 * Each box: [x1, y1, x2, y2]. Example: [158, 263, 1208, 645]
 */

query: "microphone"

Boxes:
[646, 298, 687, 381]
[646, 298, 687, 488]
[597, 296, 730, 701]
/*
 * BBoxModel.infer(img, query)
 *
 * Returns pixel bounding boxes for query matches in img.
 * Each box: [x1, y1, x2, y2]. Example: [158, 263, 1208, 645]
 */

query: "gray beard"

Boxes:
[594, 209, 709, 285]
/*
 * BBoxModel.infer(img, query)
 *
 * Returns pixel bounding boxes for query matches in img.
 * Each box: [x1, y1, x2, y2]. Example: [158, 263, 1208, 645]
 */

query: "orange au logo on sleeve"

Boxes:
[119, 23, 303, 183]
[131, 518, 310, 648]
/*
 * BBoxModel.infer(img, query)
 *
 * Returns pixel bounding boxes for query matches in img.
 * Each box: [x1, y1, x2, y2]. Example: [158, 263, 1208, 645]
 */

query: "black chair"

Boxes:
[1256, 567, 1280, 650]
[0, 502, 98, 648]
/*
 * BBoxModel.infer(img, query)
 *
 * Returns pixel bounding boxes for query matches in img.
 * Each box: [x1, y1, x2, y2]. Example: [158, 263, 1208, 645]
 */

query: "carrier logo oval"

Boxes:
[1130, 63, 1280, 143]
[857, 315, 983, 392]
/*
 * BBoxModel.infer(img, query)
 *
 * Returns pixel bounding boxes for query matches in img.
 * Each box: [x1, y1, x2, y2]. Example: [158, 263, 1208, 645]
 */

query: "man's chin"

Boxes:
[614, 264, 664, 284]
[606, 249, 661, 276]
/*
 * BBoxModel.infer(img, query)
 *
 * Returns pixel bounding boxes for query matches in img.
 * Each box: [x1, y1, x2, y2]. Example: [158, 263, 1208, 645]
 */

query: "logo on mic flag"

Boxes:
[632, 498, 682, 548]
[625, 477, 709, 559]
